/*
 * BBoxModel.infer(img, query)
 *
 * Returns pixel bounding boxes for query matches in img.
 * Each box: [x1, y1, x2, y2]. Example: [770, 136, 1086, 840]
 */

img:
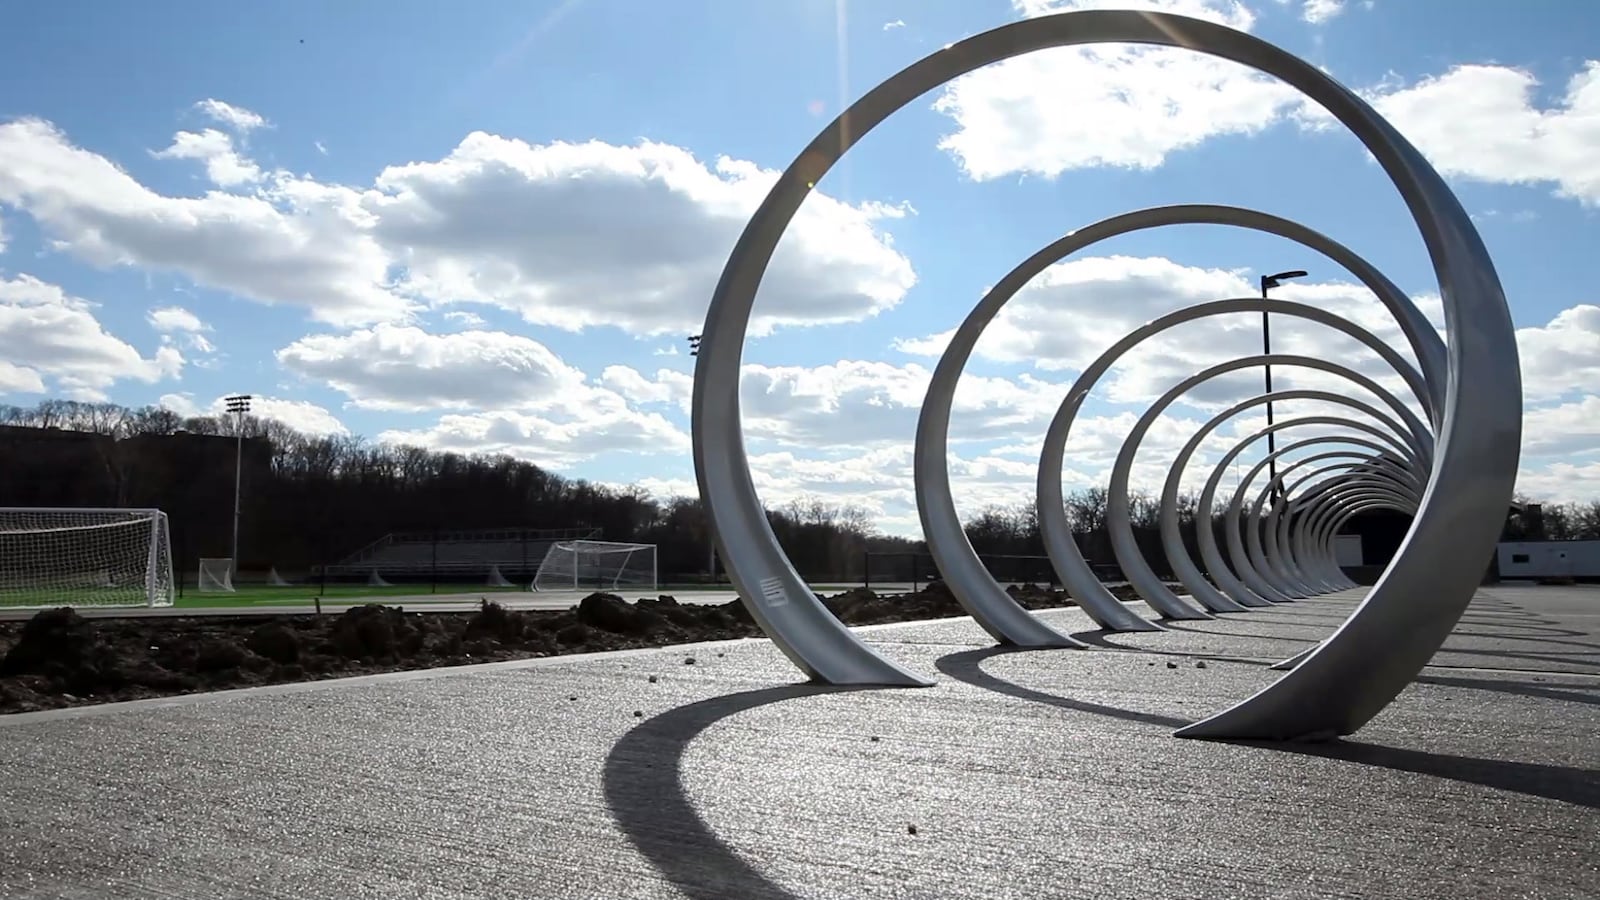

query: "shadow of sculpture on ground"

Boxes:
[604, 683, 879, 900]
[934, 646, 1600, 810]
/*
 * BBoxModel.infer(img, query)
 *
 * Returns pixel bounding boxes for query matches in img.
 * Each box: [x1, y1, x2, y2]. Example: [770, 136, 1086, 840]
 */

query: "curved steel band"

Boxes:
[691, 9, 1521, 741]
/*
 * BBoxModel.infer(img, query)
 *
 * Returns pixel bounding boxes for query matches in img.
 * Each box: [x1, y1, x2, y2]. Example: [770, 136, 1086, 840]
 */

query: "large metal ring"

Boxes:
[692, 9, 1520, 740]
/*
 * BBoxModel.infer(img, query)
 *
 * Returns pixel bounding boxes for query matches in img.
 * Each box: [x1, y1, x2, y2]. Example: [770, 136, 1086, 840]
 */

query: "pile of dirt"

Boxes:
[0, 596, 770, 714]
[0, 585, 1096, 714]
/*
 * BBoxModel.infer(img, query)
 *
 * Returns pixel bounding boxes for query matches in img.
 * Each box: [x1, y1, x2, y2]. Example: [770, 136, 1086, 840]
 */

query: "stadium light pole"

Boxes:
[1259, 270, 1306, 505]
[688, 334, 716, 582]
[225, 394, 253, 581]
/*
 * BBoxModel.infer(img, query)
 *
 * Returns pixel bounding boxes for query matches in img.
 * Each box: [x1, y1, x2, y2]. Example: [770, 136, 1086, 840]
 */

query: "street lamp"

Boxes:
[225, 394, 252, 580]
[687, 334, 715, 579]
[1259, 270, 1306, 505]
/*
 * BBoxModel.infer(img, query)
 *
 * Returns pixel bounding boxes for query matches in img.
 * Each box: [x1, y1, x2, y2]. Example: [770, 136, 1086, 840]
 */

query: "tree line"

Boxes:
[0, 398, 1591, 584]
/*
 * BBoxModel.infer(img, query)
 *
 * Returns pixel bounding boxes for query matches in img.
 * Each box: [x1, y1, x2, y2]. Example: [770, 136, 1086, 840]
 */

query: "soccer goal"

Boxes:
[198, 558, 236, 593]
[532, 540, 657, 592]
[0, 507, 175, 608]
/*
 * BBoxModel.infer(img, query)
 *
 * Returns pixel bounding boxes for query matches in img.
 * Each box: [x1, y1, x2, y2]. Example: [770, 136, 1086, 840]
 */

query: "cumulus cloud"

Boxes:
[934, 0, 1600, 204]
[893, 255, 1437, 416]
[1301, 0, 1344, 23]
[158, 392, 349, 436]
[0, 274, 182, 400]
[152, 128, 263, 187]
[936, 1, 1600, 206]
[274, 324, 691, 466]
[1516, 304, 1600, 401]
[932, 0, 1309, 179]
[378, 407, 687, 468]
[368, 133, 915, 336]
[0, 116, 915, 335]
[1364, 63, 1600, 206]
[0, 117, 408, 327]
[275, 324, 590, 412]
[195, 99, 268, 133]
[146, 304, 216, 355]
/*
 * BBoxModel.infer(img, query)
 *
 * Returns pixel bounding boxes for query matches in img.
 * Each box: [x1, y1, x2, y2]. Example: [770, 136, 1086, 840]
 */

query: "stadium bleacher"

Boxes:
[321, 527, 601, 578]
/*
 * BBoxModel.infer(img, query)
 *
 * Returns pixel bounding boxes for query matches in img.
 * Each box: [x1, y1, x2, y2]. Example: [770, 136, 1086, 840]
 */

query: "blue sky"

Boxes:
[1, 0, 1598, 535]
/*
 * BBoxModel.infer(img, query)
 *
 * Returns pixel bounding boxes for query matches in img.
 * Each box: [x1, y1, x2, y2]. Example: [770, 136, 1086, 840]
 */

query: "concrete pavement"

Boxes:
[2, 584, 1596, 899]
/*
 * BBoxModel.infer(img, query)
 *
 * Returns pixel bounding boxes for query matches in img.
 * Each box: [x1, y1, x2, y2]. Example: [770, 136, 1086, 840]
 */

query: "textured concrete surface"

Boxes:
[2, 585, 1597, 899]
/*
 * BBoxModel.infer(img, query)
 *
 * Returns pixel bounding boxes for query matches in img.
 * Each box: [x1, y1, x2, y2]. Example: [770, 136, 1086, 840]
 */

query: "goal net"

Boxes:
[198, 558, 236, 593]
[0, 507, 175, 608]
[533, 540, 657, 592]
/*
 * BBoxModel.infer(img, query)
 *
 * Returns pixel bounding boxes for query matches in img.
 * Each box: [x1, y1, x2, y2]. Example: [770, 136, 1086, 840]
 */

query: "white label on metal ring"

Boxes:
[759, 576, 789, 607]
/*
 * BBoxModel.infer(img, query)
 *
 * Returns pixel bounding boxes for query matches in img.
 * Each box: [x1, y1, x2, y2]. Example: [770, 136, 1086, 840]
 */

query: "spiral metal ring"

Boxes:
[690, 9, 1521, 741]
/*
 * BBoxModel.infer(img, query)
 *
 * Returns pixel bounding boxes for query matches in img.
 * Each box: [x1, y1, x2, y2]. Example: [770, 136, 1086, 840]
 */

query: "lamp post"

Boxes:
[225, 394, 252, 582]
[1258, 270, 1306, 505]
[688, 334, 715, 581]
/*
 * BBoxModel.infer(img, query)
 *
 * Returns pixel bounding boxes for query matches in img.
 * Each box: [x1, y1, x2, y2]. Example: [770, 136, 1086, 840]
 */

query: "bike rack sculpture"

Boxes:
[690, 9, 1521, 740]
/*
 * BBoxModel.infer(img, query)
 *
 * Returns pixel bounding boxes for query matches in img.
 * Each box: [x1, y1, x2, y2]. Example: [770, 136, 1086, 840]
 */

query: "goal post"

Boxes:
[533, 540, 657, 592]
[0, 507, 176, 608]
[198, 558, 236, 593]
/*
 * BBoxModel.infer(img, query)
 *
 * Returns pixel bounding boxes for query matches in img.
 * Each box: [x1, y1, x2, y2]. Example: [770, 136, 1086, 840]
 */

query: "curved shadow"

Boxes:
[1228, 740, 1600, 810]
[1416, 673, 1600, 709]
[935, 645, 1189, 729]
[935, 647, 1600, 810]
[604, 684, 877, 900]
[1158, 621, 1323, 643]
[1069, 629, 1282, 666]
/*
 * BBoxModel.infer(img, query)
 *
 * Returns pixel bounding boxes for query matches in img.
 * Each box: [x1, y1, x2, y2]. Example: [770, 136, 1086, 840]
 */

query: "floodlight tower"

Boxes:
[688, 334, 714, 580]
[225, 394, 253, 580]
[1259, 270, 1307, 503]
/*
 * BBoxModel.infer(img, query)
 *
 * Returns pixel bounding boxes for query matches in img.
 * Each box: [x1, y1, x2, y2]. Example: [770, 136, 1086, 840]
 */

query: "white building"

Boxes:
[1496, 540, 1600, 580]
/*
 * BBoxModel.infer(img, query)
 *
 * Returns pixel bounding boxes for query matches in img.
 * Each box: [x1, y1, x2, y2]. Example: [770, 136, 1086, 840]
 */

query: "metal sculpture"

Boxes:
[691, 8, 1520, 740]
[918, 203, 1445, 637]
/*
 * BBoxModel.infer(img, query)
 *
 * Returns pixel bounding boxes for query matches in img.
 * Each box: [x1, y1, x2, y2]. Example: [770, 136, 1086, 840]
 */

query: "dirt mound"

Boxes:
[0, 584, 1091, 714]
[0, 607, 125, 695]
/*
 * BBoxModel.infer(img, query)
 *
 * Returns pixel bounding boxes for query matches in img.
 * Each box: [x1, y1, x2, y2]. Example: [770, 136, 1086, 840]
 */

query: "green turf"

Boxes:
[1, 581, 868, 611]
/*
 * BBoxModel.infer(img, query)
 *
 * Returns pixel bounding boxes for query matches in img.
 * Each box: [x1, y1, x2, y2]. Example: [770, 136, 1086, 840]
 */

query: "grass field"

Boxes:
[172, 583, 529, 607]
[1, 581, 868, 611]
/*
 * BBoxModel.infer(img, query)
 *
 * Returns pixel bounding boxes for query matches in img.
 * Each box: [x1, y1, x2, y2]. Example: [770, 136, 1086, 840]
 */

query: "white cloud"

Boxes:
[378, 406, 687, 468]
[883, 19, 906, 30]
[158, 391, 349, 436]
[195, 99, 267, 133]
[275, 324, 590, 413]
[275, 324, 690, 465]
[147, 304, 216, 355]
[0, 361, 44, 394]
[1522, 395, 1600, 459]
[930, 3, 1600, 208]
[152, 128, 263, 187]
[0, 117, 409, 327]
[1517, 460, 1600, 507]
[367, 133, 916, 336]
[0, 118, 915, 335]
[1516, 304, 1600, 401]
[1364, 62, 1600, 206]
[147, 305, 207, 333]
[0, 274, 182, 400]
[634, 443, 1076, 536]
[893, 255, 1436, 414]
[599, 365, 688, 406]
[1301, 0, 1344, 23]
[932, 0, 1309, 180]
